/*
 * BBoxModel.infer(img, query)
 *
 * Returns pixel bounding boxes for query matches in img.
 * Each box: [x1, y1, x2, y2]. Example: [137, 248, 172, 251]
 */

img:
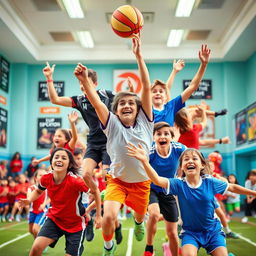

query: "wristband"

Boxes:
[47, 79, 53, 83]
[219, 138, 222, 144]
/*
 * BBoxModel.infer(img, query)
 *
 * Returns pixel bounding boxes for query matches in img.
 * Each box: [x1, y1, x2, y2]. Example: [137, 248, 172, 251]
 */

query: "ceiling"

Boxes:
[0, 0, 255, 64]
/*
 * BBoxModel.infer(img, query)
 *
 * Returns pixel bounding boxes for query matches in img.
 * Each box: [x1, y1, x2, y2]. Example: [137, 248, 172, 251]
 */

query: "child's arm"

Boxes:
[32, 155, 51, 166]
[43, 62, 73, 107]
[127, 77, 135, 92]
[67, 111, 79, 150]
[18, 188, 44, 210]
[126, 143, 168, 188]
[74, 64, 109, 126]
[199, 136, 230, 147]
[181, 45, 211, 103]
[166, 59, 185, 101]
[132, 35, 153, 120]
[228, 184, 256, 197]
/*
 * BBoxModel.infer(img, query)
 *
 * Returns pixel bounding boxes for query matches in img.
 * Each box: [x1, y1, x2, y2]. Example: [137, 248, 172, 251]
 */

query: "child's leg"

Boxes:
[181, 244, 198, 256]
[165, 221, 179, 256]
[210, 246, 228, 256]
[102, 200, 121, 248]
[29, 236, 54, 256]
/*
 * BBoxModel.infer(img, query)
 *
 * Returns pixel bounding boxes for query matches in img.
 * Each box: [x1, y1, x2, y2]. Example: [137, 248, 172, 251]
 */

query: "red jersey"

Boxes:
[50, 143, 74, 155]
[10, 159, 23, 173]
[39, 172, 89, 233]
[7, 185, 18, 204]
[178, 123, 203, 149]
[0, 186, 9, 203]
[16, 182, 30, 200]
[29, 185, 47, 214]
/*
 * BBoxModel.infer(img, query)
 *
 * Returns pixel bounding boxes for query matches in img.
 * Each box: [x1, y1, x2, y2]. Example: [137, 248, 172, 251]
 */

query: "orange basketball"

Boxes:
[111, 5, 144, 38]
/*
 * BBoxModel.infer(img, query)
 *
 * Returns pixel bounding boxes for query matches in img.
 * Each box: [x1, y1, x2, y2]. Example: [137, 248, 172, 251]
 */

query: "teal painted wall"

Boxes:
[1, 51, 256, 175]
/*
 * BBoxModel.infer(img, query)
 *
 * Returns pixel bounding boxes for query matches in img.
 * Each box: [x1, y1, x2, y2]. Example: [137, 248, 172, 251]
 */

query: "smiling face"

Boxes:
[51, 150, 69, 173]
[154, 126, 173, 149]
[53, 130, 68, 148]
[152, 85, 167, 108]
[115, 95, 138, 126]
[181, 151, 205, 178]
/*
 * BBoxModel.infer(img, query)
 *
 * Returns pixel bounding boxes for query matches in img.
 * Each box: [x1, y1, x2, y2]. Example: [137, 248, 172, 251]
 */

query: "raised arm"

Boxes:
[181, 45, 211, 103]
[132, 35, 153, 120]
[43, 62, 72, 107]
[32, 155, 51, 167]
[228, 183, 256, 197]
[67, 111, 78, 150]
[126, 143, 168, 188]
[74, 64, 109, 126]
[166, 59, 185, 101]
[199, 136, 230, 147]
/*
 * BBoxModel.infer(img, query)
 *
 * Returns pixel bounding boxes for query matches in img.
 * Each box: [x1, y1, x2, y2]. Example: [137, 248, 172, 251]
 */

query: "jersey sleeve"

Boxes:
[163, 178, 180, 195]
[75, 177, 89, 193]
[102, 112, 119, 135]
[38, 174, 48, 191]
[71, 96, 78, 109]
[167, 95, 185, 113]
[212, 177, 229, 195]
[194, 123, 203, 133]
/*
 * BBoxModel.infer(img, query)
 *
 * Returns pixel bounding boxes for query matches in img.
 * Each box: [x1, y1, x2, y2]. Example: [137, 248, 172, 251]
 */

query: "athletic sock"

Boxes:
[104, 240, 113, 250]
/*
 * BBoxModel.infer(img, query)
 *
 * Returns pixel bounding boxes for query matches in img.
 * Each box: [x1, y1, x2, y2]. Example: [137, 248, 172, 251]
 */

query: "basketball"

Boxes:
[111, 5, 144, 38]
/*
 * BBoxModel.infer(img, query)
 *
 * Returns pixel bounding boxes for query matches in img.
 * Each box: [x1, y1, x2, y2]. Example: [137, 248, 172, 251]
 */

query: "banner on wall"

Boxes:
[0, 56, 10, 93]
[38, 81, 64, 101]
[247, 102, 256, 143]
[37, 118, 62, 149]
[183, 79, 212, 99]
[235, 109, 247, 146]
[0, 108, 7, 148]
[113, 70, 142, 94]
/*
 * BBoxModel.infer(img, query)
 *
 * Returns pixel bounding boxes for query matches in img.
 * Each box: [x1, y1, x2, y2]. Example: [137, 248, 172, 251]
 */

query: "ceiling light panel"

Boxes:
[175, 0, 196, 17]
[62, 0, 84, 18]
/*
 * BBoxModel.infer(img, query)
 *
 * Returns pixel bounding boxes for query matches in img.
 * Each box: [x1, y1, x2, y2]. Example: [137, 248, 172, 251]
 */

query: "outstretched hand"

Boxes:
[199, 45, 211, 65]
[126, 143, 147, 162]
[18, 199, 30, 210]
[68, 111, 79, 123]
[173, 59, 185, 72]
[222, 136, 230, 144]
[43, 62, 55, 79]
[74, 63, 88, 84]
[127, 77, 135, 92]
[132, 34, 141, 57]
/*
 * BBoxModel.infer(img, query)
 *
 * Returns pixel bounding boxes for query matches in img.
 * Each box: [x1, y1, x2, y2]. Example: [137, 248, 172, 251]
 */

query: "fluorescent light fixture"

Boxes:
[62, 0, 84, 18]
[77, 31, 94, 48]
[175, 0, 196, 17]
[167, 30, 184, 47]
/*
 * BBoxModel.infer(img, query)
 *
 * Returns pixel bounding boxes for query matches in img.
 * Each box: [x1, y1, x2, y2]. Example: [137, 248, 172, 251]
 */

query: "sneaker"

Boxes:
[8, 216, 14, 222]
[102, 241, 117, 256]
[241, 217, 248, 223]
[143, 251, 155, 256]
[115, 223, 123, 245]
[86, 219, 95, 242]
[15, 215, 21, 222]
[226, 231, 239, 239]
[2, 216, 6, 222]
[134, 221, 145, 241]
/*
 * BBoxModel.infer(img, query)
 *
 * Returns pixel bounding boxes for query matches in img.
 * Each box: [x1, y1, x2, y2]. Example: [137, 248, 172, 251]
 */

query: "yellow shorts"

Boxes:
[104, 175, 151, 215]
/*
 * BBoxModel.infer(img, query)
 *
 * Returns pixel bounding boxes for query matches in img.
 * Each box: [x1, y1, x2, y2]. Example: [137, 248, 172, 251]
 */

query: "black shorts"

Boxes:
[38, 218, 86, 256]
[85, 144, 111, 165]
[149, 189, 179, 222]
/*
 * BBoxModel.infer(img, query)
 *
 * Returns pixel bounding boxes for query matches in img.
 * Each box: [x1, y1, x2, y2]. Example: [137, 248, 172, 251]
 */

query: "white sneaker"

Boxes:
[2, 216, 6, 222]
[241, 217, 248, 223]
[15, 215, 21, 222]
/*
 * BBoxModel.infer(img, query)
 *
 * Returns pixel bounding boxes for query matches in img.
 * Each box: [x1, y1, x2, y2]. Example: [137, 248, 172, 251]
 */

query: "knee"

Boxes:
[166, 229, 178, 240]
[149, 212, 160, 223]
[29, 244, 44, 256]
[103, 214, 116, 225]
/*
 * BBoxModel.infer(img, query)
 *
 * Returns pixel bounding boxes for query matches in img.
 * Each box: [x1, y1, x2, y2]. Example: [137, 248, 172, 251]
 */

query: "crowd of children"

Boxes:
[1, 35, 256, 256]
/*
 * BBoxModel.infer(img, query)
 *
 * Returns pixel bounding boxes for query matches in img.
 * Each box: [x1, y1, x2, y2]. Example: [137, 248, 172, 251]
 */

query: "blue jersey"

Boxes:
[153, 95, 185, 126]
[166, 175, 228, 232]
[149, 141, 186, 193]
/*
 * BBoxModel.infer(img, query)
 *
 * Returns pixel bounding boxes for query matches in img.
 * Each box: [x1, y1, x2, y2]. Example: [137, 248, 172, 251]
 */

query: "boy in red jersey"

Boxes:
[19, 148, 97, 256]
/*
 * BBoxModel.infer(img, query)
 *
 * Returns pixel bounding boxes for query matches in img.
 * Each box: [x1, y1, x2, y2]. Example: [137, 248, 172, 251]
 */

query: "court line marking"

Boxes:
[237, 233, 256, 247]
[0, 222, 25, 231]
[0, 232, 30, 249]
[126, 228, 134, 256]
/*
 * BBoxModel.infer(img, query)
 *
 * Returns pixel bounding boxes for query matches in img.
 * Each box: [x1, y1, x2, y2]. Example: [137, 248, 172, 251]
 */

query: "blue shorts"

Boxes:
[180, 228, 226, 254]
[29, 212, 46, 225]
[0, 202, 8, 208]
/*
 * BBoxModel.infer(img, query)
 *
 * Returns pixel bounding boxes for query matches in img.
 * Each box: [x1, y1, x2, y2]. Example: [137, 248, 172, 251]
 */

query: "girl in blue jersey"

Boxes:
[127, 146, 256, 256]
[144, 122, 186, 256]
